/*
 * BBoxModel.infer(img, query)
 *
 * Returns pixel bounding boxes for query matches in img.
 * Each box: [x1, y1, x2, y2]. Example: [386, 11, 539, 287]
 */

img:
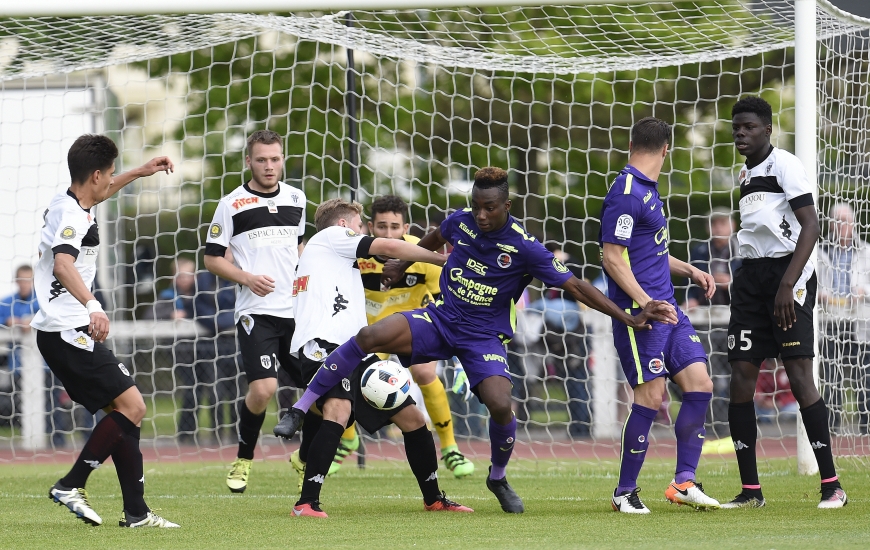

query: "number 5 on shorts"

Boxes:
[740, 330, 752, 351]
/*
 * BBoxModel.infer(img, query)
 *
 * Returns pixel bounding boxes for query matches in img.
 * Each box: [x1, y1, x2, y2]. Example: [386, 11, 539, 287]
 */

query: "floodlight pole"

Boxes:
[346, 12, 360, 202]
[794, 0, 820, 477]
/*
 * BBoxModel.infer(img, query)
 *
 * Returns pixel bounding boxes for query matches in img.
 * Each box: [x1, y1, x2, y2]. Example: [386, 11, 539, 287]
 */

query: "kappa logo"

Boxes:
[811, 441, 828, 450]
[231, 197, 258, 209]
[342, 378, 351, 392]
[332, 287, 349, 316]
[405, 274, 418, 286]
[60, 226, 76, 240]
[727, 335, 736, 350]
[74, 335, 88, 346]
[497, 253, 512, 268]
[466, 258, 488, 276]
[733, 440, 749, 451]
[139, 476, 145, 484]
[648, 358, 664, 374]
[308, 474, 325, 484]
[84, 459, 101, 470]
[782, 341, 801, 347]
[425, 471, 438, 482]
[49, 279, 67, 302]
[118, 363, 130, 376]
[614, 214, 634, 240]
[261, 355, 272, 369]
[209, 223, 222, 238]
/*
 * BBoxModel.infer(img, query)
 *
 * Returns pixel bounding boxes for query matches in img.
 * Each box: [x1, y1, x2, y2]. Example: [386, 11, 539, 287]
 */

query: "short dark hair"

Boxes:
[731, 96, 773, 126]
[630, 117, 672, 154]
[314, 198, 364, 232]
[370, 195, 408, 224]
[246, 130, 283, 156]
[15, 264, 33, 278]
[67, 134, 118, 185]
[472, 167, 509, 201]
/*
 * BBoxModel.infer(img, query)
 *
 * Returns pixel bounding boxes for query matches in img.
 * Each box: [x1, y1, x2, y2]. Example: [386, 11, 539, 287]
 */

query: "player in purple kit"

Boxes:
[600, 117, 721, 513]
[274, 167, 676, 513]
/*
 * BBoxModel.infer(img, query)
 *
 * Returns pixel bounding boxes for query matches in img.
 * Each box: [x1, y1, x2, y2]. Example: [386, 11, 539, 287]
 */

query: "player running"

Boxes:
[284, 198, 472, 517]
[203, 130, 306, 494]
[600, 117, 721, 514]
[724, 96, 847, 509]
[37, 134, 178, 527]
[275, 167, 676, 514]
[317, 195, 473, 479]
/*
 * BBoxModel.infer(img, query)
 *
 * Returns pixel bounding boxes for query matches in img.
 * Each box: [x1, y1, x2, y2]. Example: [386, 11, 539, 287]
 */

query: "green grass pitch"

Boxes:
[1, 457, 867, 549]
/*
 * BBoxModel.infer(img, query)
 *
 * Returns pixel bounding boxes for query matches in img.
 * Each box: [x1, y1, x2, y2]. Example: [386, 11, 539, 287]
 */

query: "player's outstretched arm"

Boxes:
[669, 255, 715, 301]
[203, 253, 275, 297]
[381, 227, 448, 288]
[561, 275, 676, 330]
[107, 156, 174, 198]
[369, 237, 447, 267]
[775, 204, 820, 329]
[54, 253, 109, 342]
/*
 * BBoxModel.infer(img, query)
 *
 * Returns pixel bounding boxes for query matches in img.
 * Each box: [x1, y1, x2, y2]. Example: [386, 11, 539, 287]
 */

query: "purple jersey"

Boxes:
[598, 165, 675, 308]
[438, 209, 573, 340]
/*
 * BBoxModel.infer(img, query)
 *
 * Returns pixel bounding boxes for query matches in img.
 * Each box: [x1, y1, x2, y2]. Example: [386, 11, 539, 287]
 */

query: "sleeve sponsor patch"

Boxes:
[614, 214, 634, 240]
[552, 257, 569, 273]
[346, 229, 357, 237]
[60, 226, 76, 240]
[209, 223, 222, 238]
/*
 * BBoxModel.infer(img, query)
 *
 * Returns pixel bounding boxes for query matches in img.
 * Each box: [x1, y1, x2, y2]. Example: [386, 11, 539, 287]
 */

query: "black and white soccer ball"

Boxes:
[360, 360, 412, 410]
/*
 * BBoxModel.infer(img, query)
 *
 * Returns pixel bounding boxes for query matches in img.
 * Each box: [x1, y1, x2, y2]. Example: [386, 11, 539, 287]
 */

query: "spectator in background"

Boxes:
[527, 243, 592, 438]
[0, 265, 73, 446]
[686, 207, 741, 439]
[817, 202, 870, 434]
[154, 258, 240, 444]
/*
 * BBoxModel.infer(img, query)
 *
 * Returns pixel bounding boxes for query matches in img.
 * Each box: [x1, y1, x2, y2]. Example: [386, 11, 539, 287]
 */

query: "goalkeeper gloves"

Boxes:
[451, 358, 472, 402]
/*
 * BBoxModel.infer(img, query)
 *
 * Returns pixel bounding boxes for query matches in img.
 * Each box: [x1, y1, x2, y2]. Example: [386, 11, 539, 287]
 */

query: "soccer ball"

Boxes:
[360, 360, 412, 410]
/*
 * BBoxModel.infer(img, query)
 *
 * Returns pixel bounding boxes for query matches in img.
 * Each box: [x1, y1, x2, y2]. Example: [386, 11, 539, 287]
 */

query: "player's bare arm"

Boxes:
[203, 254, 275, 298]
[107, 156, 174, 197]
[602, 242, 653, 306]
[369, 237, 446, 269]
[668, 254, 715, 301]
[561, 274, 676, 330]
[53, 252, 109, 342]
[775, 204, 820, 329]
[381, 226, 447, 287]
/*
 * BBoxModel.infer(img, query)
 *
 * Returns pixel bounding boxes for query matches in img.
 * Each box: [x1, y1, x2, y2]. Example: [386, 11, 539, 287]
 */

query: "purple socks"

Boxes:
[674, 392, 711, 484]
[488, 415, 517, 480]
[293, 338, 367, 412]
[616, 403, 656, 495]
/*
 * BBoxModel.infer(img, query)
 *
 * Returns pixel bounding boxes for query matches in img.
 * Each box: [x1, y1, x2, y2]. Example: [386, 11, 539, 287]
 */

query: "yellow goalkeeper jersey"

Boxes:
[358, 234, 443, 324]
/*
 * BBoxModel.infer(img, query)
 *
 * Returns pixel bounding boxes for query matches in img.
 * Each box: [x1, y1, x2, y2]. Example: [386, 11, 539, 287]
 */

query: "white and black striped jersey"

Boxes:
[31, 190, 100, 332]
[289, 226, 374, 358]
[205, 182, 306, 322]
[736, 146, 815, 261]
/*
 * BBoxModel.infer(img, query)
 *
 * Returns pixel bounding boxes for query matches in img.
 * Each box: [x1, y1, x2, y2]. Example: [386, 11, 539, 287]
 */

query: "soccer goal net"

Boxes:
[0, 1, 868, 471]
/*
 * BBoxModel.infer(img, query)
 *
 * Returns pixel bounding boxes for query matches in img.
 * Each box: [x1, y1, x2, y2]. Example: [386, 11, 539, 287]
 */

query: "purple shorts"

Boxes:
[611, 306, 707, 387]
[399, 303, 511, 390]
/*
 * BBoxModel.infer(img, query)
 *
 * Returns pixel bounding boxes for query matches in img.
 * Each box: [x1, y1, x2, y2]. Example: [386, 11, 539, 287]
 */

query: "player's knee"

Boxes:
[322, 398, 351, 426]
[410, 363, 436, 385]
[486, 399, 513, 425]
[246, 378, 277, 409]
[355, 327, 378, 352]
[391, 405, 425, 432]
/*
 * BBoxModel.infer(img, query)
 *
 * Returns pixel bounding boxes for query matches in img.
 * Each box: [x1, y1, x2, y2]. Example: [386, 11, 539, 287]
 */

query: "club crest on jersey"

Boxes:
[209, 224, 222, 238]
[118, 363, 130, 376]
[727, 335, 736, 350]
[638, 435, 646, 443]
[552, 257, 569, 273]
[345, 229, 357, 237]
[291, 193, 299, 204]
[60, 226, 76, 240]
[267, 199, 278, 213]
[648, 358, 664, 374]
[765, 161, 774, 176]
[342, 378, 351, 392]
[231, 197, 258, 209]
[497, 253, 512, 268]
[261, 355, 272, 369]
[738, 168, 747, 185]
[405, 274, 418, 286]
[74, 335, 88, 347]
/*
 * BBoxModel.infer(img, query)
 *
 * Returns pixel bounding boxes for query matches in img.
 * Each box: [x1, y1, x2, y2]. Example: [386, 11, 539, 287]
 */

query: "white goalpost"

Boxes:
[1, 1, 868, 475]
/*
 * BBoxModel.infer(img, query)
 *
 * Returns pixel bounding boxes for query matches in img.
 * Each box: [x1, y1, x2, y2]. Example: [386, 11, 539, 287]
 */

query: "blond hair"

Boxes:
[315, 198, 364, 232]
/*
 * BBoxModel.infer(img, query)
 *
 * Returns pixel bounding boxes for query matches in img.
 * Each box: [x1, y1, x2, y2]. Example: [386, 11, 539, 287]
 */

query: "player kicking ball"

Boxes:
[724, 97, 847, 509]
[282, 199, 472, 517]
[599, 117, 720, 514]
[275, 168, 676, 514]
[35, 134, 178, 527]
